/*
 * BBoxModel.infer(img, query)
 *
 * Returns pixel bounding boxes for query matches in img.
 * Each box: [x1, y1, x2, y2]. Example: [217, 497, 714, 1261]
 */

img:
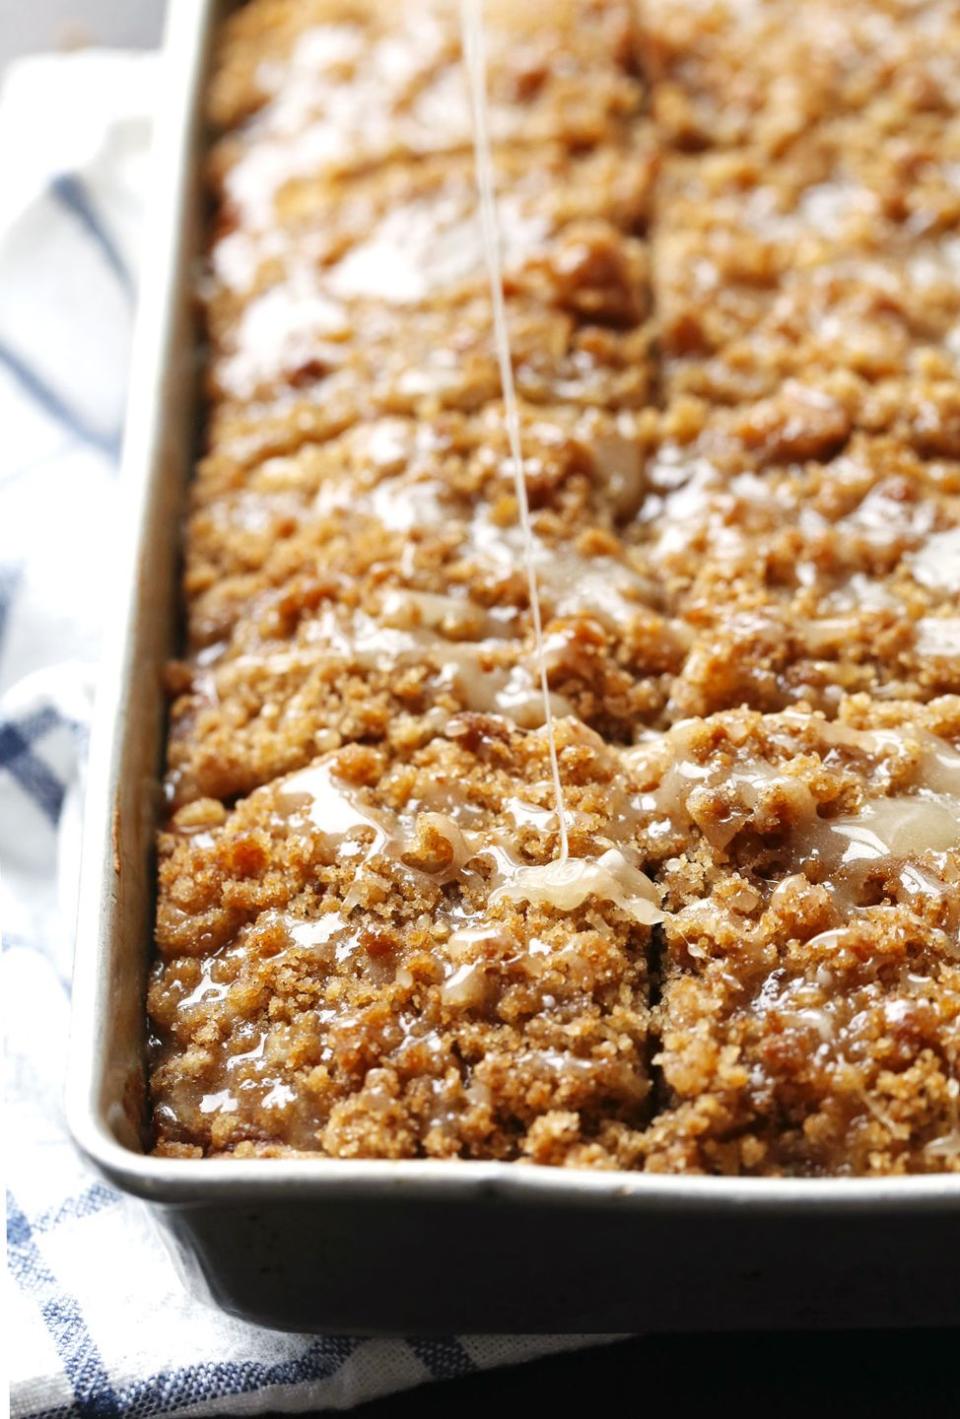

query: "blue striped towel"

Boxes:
[1, 48, 615, 1418]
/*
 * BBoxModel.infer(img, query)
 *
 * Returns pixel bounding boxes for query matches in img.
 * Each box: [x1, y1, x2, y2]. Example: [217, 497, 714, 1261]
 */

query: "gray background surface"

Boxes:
[0, 0, 166, 66]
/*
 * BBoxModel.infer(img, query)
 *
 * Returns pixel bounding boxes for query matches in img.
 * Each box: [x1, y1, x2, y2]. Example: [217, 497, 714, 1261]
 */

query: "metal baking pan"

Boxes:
[66, 0, 960, 1334]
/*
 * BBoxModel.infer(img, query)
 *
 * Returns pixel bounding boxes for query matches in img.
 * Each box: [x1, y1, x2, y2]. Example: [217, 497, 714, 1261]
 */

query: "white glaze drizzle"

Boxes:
[460, 0, 569, 860]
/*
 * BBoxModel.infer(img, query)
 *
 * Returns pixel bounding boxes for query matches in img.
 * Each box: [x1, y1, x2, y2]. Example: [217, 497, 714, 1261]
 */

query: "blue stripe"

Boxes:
[7, 1192, 122, 1418]
[14, 706, 64, 744]
[18, 1406, 87, 1419]
[410, 1337, 477, 1380]
[0, 563, 20, 649]
[13, 1339, 365, 1419]
[113, 1336, 362, 1416]
[51, 174, 134, 296]
[31, 1185, 120, 1236]
[0, 340, 121, 460]
[0, 720, 65, 823]
[9, 1193, 361, 1419]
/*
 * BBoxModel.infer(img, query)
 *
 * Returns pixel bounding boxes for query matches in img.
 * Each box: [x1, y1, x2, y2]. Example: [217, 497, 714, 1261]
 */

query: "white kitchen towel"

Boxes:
[0, 46, 618, 1419]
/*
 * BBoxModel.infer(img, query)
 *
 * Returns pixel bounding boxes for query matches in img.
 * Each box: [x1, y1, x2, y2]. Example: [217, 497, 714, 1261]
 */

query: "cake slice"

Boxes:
[631, 698, 960, 1175]
[151, 717, 656, 1164]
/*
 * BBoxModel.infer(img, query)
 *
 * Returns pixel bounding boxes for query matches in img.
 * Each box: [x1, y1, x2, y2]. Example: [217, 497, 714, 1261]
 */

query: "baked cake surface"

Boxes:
[150, 0, 960, 1174]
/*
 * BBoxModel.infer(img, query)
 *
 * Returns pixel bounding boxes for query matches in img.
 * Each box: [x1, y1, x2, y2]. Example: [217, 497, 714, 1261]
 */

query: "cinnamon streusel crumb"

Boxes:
[151, 0, 960, 1174]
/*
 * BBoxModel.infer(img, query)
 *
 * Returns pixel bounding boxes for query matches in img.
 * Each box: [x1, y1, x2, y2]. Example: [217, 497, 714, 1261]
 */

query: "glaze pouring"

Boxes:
[460, 0, 570, 862]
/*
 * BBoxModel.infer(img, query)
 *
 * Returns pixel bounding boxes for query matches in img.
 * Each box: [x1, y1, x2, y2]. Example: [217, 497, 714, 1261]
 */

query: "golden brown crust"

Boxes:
[208, 0, 644, 137]
[631, 697, 960, 1175]
[151, 0, 960, 1173]
[151, 719, 653, 1164]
